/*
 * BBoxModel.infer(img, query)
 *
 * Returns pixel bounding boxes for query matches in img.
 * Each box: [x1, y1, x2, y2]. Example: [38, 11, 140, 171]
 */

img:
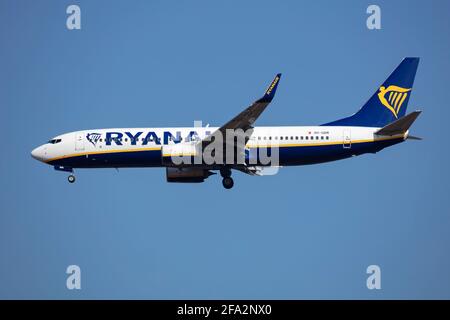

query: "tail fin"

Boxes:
[323, 57, 420, 127]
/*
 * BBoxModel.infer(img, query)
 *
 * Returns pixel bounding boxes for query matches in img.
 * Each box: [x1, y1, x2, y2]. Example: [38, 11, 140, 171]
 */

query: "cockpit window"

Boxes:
[48, 139, 62, 144]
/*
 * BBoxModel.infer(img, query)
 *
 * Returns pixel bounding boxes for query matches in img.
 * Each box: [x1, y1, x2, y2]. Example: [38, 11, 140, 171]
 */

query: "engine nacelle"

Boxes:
[166, 167, 214, 183]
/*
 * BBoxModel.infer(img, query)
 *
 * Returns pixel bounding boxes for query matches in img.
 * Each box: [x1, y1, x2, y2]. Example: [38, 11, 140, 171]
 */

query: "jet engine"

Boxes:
[165, 167, 215, 183]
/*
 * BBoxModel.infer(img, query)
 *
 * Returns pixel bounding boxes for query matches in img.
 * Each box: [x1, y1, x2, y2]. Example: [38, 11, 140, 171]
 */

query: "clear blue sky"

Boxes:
[1, 0, 449, 299]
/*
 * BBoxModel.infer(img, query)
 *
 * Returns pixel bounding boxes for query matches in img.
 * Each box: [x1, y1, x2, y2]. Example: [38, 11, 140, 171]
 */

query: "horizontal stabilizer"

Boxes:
[375, 111, 421, 136]
[407, 135, 423, 140]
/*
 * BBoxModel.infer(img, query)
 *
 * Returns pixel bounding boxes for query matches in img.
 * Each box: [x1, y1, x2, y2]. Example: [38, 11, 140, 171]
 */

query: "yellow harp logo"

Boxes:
[378, 85, 411, 118]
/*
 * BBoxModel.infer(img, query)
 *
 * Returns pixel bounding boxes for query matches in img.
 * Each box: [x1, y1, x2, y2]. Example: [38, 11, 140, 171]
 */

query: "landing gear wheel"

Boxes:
[68, 175, 76, 183]
[222, 177, 234, 189]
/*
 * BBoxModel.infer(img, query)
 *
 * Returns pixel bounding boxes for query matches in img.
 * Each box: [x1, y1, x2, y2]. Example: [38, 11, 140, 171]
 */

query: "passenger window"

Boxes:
[326, 136, 329, 140]
[280, 137, 283, 140]
[321, 136, 324, 140]
[306, 136, 309, 140]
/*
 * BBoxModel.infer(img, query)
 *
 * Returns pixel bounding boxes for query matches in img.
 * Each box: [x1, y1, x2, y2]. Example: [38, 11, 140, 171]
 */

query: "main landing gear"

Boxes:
[68, 174, 76, 183]
[222, 176, 234, 189]
[220, 168, 234, 189]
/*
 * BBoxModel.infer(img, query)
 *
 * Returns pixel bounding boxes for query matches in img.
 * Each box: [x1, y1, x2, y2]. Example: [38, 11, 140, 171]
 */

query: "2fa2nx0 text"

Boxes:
[221, 304, 271, 316]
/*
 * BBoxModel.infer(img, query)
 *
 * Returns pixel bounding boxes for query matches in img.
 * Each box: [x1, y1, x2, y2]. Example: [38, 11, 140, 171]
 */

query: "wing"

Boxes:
[200, 73, 282, 149]
[217, 73, 282, 133]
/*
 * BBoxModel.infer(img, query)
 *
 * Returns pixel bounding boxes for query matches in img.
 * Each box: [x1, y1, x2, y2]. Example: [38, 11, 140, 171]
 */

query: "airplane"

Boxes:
[31, 57, 421, 189]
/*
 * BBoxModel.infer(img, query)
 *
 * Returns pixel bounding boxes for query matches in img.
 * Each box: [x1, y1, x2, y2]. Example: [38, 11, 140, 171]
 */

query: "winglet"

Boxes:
[258, 73, 282, 103]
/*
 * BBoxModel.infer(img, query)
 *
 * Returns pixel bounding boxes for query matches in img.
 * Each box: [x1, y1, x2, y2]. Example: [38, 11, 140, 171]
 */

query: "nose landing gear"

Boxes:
[68, 175, 76, 183]
[53, 166, 76, 184]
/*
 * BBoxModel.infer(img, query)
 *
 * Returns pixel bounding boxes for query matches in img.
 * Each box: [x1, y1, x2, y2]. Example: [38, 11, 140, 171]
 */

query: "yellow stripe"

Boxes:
[391, 92, 398, 105]
[46, 135, 405, 163]
[162, 153, 197, 157]
[394, 92, 403, 109]
[397, 93, 408, 112]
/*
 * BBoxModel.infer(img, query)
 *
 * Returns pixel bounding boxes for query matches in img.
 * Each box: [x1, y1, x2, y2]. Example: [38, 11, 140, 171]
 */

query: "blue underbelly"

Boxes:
[49, 149, 163, 168]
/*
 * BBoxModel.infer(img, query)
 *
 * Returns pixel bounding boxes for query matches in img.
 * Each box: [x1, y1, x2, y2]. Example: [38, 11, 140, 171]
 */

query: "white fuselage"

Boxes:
[31, 126, 406, 168]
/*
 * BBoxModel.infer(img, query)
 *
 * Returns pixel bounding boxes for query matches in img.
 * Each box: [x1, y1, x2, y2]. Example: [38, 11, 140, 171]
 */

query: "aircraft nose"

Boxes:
[31, 146, 46, 162]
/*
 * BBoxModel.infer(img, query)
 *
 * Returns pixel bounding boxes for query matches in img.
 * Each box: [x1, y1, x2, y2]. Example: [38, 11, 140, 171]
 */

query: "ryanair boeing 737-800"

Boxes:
[31, 58, 421, 189]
